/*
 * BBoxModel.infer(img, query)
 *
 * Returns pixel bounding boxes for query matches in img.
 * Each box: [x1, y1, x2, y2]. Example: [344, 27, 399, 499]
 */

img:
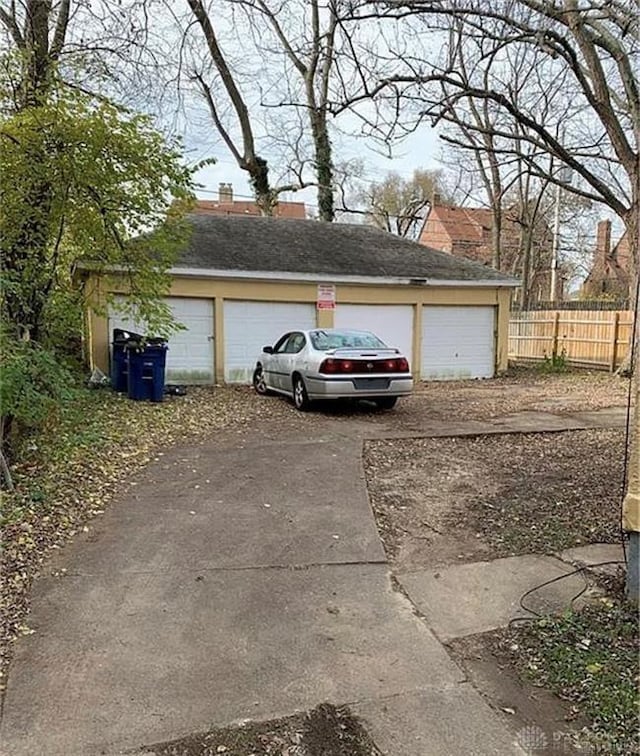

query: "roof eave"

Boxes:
[168, 266, 520, 288]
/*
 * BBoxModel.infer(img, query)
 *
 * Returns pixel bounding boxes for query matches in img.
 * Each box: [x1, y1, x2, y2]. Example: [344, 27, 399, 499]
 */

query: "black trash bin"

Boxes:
[111, 328, 143, 393]
[126, 339, 168, 402]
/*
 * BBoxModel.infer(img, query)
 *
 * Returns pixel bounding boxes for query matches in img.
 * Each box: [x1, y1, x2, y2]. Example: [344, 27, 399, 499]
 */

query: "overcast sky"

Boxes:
[190, 123, 440, 208]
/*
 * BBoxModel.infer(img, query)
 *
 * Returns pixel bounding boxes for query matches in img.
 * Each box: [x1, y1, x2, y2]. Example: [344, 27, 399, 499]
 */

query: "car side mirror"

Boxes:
[262, 345, 274, 354]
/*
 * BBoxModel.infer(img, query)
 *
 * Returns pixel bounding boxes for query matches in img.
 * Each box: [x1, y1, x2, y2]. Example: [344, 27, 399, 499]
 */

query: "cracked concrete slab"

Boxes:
[484, 411, 586, 432]
[353, 686, 524, 755]
[1, 564, 463, 756]
[44, 439, 384, 575]
[558, 542, 626, 576]
[397, 555, 591, 641]
[567, 406, 628, 428]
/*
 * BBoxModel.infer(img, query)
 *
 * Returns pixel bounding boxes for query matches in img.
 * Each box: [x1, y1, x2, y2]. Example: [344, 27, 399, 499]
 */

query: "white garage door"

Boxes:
[108, 297, 214, 384]
[224, 301, 316, 383]
[334, 304, 414, 366]
[421, 305, 495, 380]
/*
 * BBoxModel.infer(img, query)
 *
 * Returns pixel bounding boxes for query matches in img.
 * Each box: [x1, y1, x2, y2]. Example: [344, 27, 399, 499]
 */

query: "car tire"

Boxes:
[292, 375, 311, 411]
[375, 396, 398, 410]
[253, 365, 269, 395]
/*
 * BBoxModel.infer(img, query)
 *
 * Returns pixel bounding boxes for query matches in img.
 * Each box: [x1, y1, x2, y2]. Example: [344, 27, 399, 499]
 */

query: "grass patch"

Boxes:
[503, 584, 639, 754]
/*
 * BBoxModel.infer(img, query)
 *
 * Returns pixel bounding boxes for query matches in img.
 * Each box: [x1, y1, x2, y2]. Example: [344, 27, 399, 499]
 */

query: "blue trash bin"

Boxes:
[111, 329, 143, 393]
[126, 341, 168, 402]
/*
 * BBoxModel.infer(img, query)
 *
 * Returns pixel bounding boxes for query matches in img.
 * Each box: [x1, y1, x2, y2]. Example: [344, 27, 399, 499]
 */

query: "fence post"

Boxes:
[552, 311, 560, 358]
[610, 312, 620, 372]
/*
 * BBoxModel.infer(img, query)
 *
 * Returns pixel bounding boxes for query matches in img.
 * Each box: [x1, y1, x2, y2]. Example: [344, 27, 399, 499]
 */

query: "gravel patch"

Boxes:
[404, 367, 628, 421]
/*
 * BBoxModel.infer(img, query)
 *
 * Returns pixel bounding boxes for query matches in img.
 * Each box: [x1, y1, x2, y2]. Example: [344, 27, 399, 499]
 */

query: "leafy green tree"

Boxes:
[0, 83, 194, 343]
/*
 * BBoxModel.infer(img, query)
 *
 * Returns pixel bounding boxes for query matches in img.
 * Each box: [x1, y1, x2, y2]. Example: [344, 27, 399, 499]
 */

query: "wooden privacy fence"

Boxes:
[509, 309, 633, 371]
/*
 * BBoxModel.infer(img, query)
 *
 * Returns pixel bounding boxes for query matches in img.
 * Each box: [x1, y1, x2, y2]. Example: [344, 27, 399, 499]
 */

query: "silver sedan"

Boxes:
[252, 328, 413, 411]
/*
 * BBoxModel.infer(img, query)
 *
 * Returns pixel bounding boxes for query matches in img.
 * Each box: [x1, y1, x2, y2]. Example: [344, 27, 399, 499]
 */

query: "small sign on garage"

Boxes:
[317, 283, 336, 310]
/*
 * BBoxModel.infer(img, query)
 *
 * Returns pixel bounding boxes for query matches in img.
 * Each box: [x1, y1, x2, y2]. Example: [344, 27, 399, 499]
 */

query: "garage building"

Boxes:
[87, 214, 518, 384]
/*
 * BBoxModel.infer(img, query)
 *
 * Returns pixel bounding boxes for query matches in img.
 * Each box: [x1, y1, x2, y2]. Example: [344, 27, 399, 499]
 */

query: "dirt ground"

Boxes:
[139, 703, 380, 756]
[364, 428, 625, 571]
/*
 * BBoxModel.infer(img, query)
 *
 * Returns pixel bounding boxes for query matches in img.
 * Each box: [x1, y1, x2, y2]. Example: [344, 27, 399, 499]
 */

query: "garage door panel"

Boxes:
[421, 305, 495, 380]
[334, 305, 414, 366]
[224, 301, 316, 383]
[108, 296, 214, 385]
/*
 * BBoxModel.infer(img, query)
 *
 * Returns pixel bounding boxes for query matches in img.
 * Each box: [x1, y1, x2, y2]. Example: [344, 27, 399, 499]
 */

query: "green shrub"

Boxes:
[0, 333, 77, 451]
[541, 348, 569, 373]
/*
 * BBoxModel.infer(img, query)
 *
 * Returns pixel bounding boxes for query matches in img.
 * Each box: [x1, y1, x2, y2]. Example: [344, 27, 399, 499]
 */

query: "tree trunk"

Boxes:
[246, 156, 275, 216]
[3, 162, 54, 341]
[491, 204, 501, 270]
[16, 0, 55, 108]
[310, 111, 334, 221]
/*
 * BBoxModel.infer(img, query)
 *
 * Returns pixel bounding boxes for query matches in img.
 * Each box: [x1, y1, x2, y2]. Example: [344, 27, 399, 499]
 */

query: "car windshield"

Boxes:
[309, 330, 388, 351]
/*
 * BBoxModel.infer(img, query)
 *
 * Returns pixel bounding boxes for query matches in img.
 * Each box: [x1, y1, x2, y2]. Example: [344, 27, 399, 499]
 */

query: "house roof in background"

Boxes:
[175, 214, 518, 284]
[428, 205, 493, 242]
[612, 231, 630, 267]
[193, 199, 306, 219]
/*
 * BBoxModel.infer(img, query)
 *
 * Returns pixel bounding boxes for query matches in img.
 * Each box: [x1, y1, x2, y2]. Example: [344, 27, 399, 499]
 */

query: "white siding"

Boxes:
[334, 304, 414, 367]
[108, 297, 214, 384]
[421, 305, 495, 380]
[224, 301, 316, 383]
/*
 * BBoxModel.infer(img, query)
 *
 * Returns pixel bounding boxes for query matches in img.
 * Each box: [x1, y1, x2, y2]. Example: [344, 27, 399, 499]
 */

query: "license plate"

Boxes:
[353, 378, 391, 390]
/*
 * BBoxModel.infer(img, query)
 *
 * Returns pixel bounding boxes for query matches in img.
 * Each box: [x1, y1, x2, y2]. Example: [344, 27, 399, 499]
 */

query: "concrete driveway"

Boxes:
[1, 425, 530, 755]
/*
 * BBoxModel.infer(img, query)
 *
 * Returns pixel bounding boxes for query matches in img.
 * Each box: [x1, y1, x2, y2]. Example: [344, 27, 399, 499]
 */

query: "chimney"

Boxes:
[218, 182, 233, 203]
[596, 219, 611, 258]
[432, 191, 441, 206]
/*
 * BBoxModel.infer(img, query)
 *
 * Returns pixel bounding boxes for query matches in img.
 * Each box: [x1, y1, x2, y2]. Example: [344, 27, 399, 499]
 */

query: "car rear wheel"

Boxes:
[375, 396, 398, 410]
[253, 365, 269, 395]
[292, 375, 311, 411]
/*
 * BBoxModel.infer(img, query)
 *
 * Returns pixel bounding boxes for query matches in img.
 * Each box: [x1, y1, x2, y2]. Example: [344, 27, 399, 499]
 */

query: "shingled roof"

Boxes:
[175, 214, 518, 285]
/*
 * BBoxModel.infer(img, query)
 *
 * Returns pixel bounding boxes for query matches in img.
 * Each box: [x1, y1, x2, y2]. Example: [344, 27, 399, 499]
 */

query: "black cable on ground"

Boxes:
[507, 560, 627, 628]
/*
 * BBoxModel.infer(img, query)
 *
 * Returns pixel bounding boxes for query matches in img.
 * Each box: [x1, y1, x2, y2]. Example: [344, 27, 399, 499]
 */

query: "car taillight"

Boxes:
[320, 357, 410, 374]
[319, 358, 338, 374]
[319, 358, 355, 374]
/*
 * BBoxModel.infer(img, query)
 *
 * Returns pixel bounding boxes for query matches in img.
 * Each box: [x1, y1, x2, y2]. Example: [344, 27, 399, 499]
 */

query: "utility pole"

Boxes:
[623, 369, 640, 603]
[549, 152, 572, 302]
[549, 181, 562, 302]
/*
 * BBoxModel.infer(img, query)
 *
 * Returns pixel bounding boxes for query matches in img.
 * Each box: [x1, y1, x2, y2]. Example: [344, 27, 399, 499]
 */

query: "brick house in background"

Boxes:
[418, 197, 556, 303]
[194, 183, 306, 218]
[582, 219, 630, 299]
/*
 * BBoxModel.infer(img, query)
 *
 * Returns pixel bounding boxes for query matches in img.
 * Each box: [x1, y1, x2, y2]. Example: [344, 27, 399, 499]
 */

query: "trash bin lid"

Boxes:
[113, 328, 143, 343]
